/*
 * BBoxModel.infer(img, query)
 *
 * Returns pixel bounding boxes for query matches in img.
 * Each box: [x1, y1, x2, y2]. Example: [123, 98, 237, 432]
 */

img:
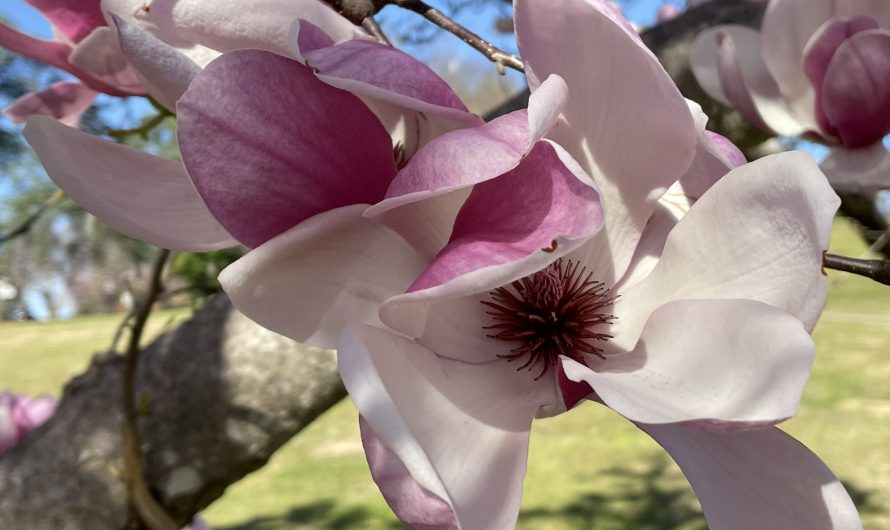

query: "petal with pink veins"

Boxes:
[515, 0, 698, 284]
[3, 81, 97, 127]
[111, 15, 200, 111]
[820, 30, 890, 148]
[219, 205, 426, 350]
[612, 151, 838, 351]
[563, 298, 814, 425]
[177, 49, 396, 248]
[23, 116, 236, 251]
[638, 423, 862, 530]
[339, 324, 556, 530]
[26, 0, 105, 44]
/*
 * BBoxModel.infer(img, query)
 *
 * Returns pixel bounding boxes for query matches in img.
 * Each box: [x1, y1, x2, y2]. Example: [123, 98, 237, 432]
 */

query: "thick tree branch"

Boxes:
[824, 253, 890, 286]
[0, 295, 345, 529]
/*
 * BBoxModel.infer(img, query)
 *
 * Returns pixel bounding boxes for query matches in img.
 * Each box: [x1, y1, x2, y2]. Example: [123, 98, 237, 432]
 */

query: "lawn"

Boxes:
[1, 219, 888, 529]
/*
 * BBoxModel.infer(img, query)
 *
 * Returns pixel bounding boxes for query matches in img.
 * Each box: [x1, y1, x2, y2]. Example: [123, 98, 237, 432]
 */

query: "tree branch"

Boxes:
[823, 253, 890, 286]
[0, 189, 65, 246]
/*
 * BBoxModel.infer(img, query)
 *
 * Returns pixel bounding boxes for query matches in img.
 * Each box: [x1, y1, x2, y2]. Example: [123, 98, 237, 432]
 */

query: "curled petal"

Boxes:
[3, 81, 96, 127]
[111, 14, 200, 111]
[219, 206, 426, 350]
[339, 325, 555, 530]
[820, 143, 890, 192]
[177, 50, 396, 248]
[564, 299, 814, 425]
[639, 423, 862, 530]
[23, 117, 236, 251]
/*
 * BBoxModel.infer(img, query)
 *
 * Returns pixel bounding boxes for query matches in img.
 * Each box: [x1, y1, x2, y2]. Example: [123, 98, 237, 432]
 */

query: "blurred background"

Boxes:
[1, 0, 888, 528]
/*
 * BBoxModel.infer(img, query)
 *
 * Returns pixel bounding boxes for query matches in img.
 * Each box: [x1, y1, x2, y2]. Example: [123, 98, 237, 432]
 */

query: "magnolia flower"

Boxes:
[690, 0, 890, 190]
[225, 1, 861, 528]
[0, 392, 57, 455]
[24, 4, 480, 256]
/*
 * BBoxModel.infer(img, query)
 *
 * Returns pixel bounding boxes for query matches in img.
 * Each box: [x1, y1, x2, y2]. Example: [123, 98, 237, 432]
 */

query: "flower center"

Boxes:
[481, 259, 616, 380]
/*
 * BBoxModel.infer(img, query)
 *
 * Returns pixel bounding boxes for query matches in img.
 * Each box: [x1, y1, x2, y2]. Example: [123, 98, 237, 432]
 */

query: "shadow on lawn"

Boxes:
[518, 455, 884, 530]
[219, 456, 882, 530]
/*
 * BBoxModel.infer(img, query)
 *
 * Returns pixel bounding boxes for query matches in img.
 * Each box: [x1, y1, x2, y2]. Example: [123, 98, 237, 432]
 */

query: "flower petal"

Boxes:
[564, 298, 814, 425]
[111, 14, 200, 111]
[3, 81, 96, 127]
[409, 140, 602, 292]
[219, 206, 426, 350]
[613, 151, 839, 351]
[177, 49, 396, 248]
[515, 0, 698, 283]
[360, 417, 458, 530]
[23, 116, 236, 251]
[821, 143, 890, 192]
[821, 29, 890, 148]
[26, 0, 106, 43]
[0, 405, 18, 455]
[639, 423, 862, 530]
[67, 27, 145, 94]
[366, 75, 567, 217]
[0, 23, 130, 96]
[339, 324, 555, 530]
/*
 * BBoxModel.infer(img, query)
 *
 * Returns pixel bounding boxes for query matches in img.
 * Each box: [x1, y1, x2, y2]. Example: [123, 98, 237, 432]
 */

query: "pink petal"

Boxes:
[613, 152, 839, 352]
[102, 0, 333, 63]
[0, 23, 131, 96]
[820, 30, 890, 148]
[677, 103, 742, 198]
[639, 423, 862, 530]
[821, 143, 890, 192]
[3, 81, 96, 127]
[177, 49, 396, 248]
[25, 0, 105, 43]
[409, 140, 602, 292]
[564, 299, 814, 425]
[339, 324, 555, 530]
[12, 395, 57, 433]
[295, 21, 472, 120]
[359, 417, 458, 530]
[715, 28, 777, 133]
[761, 0, 833, 109]
[219, 205, 426, 350]
[287, 2, 368, 53]
[367, 75, 567, 216]
[23, 116, 236, 251]
[0, 405, 18, 455]
[67, 27, 145, 94]
[111, 15, 200, 111]
[514, 0, 698, 284]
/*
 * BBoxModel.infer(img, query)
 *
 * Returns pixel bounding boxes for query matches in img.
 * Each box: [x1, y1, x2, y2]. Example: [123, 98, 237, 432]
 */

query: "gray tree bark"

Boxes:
[1, 1, 885, 528]
[0, 295, 345, 529]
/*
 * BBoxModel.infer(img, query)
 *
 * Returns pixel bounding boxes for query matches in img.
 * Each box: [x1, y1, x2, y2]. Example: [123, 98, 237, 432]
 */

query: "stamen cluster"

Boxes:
[481, 259, 616, 380]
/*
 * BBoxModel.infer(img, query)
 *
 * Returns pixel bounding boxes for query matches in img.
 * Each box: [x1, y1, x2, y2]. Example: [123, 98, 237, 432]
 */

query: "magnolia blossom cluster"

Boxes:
[691, 0, 890, 190]
[4, 0, 869, 528]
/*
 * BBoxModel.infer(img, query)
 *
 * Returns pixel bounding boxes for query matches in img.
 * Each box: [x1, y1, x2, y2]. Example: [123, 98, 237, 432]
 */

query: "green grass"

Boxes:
[1, 219, 888, 529]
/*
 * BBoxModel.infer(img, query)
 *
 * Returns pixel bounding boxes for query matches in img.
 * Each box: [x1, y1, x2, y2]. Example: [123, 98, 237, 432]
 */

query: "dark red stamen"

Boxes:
[481, 259, 616, 380]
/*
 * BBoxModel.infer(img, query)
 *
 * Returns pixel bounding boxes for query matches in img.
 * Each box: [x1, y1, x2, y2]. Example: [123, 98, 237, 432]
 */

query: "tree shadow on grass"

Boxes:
[217, 499, 402, 530]
[518, 455, 884, 530]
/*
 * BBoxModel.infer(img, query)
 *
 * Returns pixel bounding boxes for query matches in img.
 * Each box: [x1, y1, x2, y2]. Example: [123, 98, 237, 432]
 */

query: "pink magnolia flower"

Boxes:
[219, 1, 860, 528]
[690, 0, 890, 190]
[657, 3, 683, 23]
[0, 392, 58, 455]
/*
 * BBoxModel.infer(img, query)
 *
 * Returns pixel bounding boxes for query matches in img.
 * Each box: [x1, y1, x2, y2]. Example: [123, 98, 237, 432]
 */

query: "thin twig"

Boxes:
[0, 189, 65, 246]
[362, 16, 392, 46]
[823, 252, 890, 286]
[122, 248, 178, 530]
[108, 108, 173, 140]
[389, 0, 524, 73]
